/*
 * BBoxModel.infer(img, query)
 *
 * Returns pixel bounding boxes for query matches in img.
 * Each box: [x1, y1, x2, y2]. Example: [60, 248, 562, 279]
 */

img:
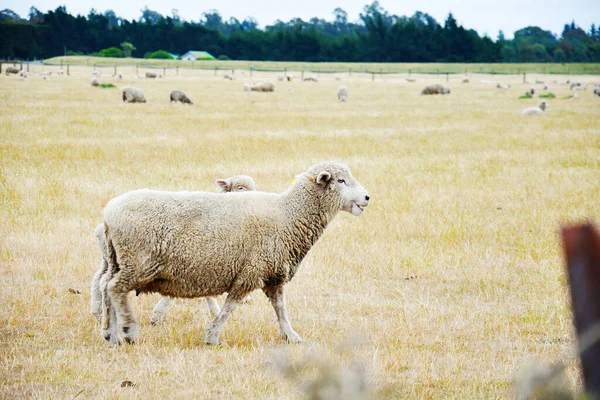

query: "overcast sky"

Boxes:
[4, 0, 599, 39]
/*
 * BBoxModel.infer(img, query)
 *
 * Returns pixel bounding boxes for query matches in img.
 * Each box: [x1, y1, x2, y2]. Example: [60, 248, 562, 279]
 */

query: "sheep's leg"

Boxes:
[100, 272, 120, 345]
[264, 286, 302, 343]
[107, 273, 139, 344]
[150, 297, 173, 325]
[90, 258, 107, 323]
[205, 295, 240, 345]
[205, 296, 220, 316]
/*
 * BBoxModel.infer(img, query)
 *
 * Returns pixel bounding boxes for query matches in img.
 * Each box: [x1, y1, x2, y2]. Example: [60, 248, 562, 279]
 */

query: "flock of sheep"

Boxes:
[90, 162, 370, 345]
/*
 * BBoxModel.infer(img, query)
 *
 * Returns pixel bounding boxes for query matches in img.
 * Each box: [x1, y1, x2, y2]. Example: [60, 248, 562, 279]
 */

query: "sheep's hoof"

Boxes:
[121, 325, 139, 344]
[205, 332, 220, 346]
[102, 330, 121, 345]
[282, 331, 303, 344]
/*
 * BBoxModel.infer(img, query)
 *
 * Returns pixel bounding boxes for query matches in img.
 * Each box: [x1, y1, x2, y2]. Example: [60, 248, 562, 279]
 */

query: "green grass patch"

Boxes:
[519, 93, 533, 99]
[539, 93, 556, 99]
[99, 83, 116, 88]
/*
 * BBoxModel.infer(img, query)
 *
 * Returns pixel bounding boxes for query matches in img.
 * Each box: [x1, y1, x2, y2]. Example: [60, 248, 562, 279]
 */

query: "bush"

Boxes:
[539, 93, 556, 99]
[146, 50, 173, 59]
[519, 93, 533, 99]
[66, 50, 84, 56]
[218, 55, 230, 60]
[98, 47, 124, 58]
[100, 83, 116, 88]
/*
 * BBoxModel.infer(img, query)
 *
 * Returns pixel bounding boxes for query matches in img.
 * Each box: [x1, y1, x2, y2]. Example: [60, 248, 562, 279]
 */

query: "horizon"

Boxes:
[2, 0, 598, 40]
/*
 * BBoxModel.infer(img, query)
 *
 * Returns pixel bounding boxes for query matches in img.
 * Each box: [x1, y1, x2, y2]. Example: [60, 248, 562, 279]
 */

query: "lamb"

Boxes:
[421, 84, 451, 95]
[90, 174, 258, 325]
[525, 88, 535, 96]
[522, 101, 548, 116]
[145, 72, 157, 79]
[543, 84, 552, 91]
[250, 82, 275, 92]
[170, 90, 193, 105]
[98, 161, 370, 345]
[496, 82, 511, 89]
[148, 175, 258, 325]
[91, 77, 100, 87]
[337, 86, 348, 102]
[5, 66, 20, 75]
[121, 86, 146, 103]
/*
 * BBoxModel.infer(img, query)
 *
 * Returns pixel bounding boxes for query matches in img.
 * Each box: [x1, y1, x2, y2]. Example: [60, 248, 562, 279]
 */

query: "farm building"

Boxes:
[180, 51, 215, 61]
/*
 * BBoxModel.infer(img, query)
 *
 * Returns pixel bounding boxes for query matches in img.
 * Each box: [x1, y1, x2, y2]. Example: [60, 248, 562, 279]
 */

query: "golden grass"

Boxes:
[1, 66, 599, 399]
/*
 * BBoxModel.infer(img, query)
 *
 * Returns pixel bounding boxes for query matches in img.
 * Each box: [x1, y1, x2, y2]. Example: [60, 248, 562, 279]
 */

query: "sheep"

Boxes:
[337, 86, 348, 102]
[303, 76, 319, 82]
[496, 82, 511, 89]
[543, 84, 552, 91]
[43, 76, 50, 81]
[421, 84, 451, 95]
[98, 161, 370, 345]
[121, 86, 146, 103]
[573, 84, 588, 91]
[535, 79, 545, 84]
[169, 90, 193, 105]
[148, 175, 258, 325]
[334, 74, 342, 81]
[5, 66, 20, 75]
[594, 87, 600, 97]
[406, 78, 416, 83]
[462, 78, 470, 83]
[243, 83, 253, 92]
[525, 88, 535, 96]
[224, 74, 236, 80]
[277, 75, 285, 82]
[250, 82, 275, 92]
[570, 82, 581, 90]
[286, 75, 294, 82]
[522, 101, 548, 116]
[91, 71, 101, 77]
[19, 76, 27, 82]
[90, 174, 258, 325]
[91, 77, 100, 87]
[145, 72, 157, 79]
[116, 73, 123, 81]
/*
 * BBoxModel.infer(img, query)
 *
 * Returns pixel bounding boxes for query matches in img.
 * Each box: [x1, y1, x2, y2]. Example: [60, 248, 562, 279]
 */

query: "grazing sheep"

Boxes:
[286, 76, 294, 82]
[525, 88, 535, 96]
[337, 86, 348, 102]
[224, 74, 236, 80]
[116, 73, 123, 81]
[43, 76, 50, 81]
[243, 83, 253, 92]
[277, 75, 285, 82]
[250, 82, 275, 92]
[334, 74, 342, 81]
[303, 76, 319, 82]
[149, 175, 258, 324]
[535, 79, 545, 84]
[98, 161, 370, 345]
[169, 90, 193, 105]
[19, 76, 27, 81]
[594, 87, 600, 97]
[522, 101, 548, 116]
[145, 72, 157, 79]
[421, 84, 451, 95]
[406, 78, 416, 83]
[462, 78, 469, 83]
[91, 77, 100, 87]
[570, 82, 581, 90]
[543, 84, 552, 91]
[496, 82, 511, 89]
[91, 174, 258, 325]
[91, 71, 101, 77]
[121, 86, 146, 103]
[6, 66, 20, 75]
[573, 84, 588, 91]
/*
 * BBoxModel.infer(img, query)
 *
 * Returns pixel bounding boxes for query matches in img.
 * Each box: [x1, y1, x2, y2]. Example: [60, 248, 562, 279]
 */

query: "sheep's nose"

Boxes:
[365, 195, 370, 201]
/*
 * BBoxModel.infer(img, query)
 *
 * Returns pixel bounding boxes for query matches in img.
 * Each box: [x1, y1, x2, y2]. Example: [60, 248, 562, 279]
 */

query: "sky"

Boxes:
[4, 0, 599, 39]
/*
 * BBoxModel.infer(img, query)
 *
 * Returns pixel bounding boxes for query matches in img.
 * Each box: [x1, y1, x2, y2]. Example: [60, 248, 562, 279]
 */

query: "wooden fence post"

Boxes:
[372, 72, 375, 82]
[67, 64, 69, 76]
[176, 66, 179, 76]
[214, 67, 217, 76]
[446, 73, 449, 82]
[114, 65, 117, 76]
[523, 73, 526, 83]
[301, 70, 304, 80]
[163, 67, 166, 76]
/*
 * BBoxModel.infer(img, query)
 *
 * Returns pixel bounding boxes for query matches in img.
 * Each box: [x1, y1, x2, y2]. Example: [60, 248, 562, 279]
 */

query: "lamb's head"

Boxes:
[215, 175, 257, 193]
[538, 101, 548, 111]
[306, 162, 370, 216]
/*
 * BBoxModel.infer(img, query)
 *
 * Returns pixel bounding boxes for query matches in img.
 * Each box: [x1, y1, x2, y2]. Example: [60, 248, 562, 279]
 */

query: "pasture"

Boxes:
[1, 64, 599, 398]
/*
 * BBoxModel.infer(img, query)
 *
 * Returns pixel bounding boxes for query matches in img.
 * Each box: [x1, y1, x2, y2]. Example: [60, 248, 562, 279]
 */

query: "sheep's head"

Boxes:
[538, 101, 548, 111]
[216, 175, 257, 193]
[308, 162, 370, 216]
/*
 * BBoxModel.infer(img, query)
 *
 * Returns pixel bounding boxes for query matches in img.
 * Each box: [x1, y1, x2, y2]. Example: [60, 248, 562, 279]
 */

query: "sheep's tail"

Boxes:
[104, 222, 119, 275]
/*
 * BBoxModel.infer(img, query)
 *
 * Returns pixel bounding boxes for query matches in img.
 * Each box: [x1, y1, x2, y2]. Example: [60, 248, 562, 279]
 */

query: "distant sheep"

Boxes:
[496, 82, 511, 89]
[462, 78, 469, 83]
[572, 84, 588, 91]
[286, 76, 294, 82]
[535, 79, 545, 84]
[43, 76, 50, 81]
[224, 74, 236, 80]
[5, 66, 20, 75]
[277, 75, 285, 82]
[250, 82, 275, 92]
[594, 87, 600, 97]
[406, 78, 416, 83]
[170, 90, 193, 105]
[522, 101, 548, 116]
[421, 84, 451, 95]
[91, 77, 100, 87]
[243, 83, 253, 92]
[570, 82, 581, 90]
[337, 86, 348, 102]
[91, 71, 101, 77]
[116, 73, 122, 81]
[334, 74, 342, 81]
[122, 86, 146, 103]
[145, 72, 157, 79]
[525, 88, 535, 96]
[303, 76, 319, 82]
[543, 84, 552, 91]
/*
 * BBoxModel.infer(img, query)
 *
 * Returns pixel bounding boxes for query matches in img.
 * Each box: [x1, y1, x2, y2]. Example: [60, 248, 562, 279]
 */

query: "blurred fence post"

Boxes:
[114, 65, 117, 76]
[301, 70, 304, 80]
[0, 63, 2, 74]
[163, 67, 166, 76]
[67, 64, 69, 76]
[176, 66, 179, 76]
[136, 65, 139, 76]
[372, 72, 375, 82]
[523, 73, 526, 83]
[348, 68, 351, 76]
[214, 67, 217, 76]
[446, 73, 449, 82]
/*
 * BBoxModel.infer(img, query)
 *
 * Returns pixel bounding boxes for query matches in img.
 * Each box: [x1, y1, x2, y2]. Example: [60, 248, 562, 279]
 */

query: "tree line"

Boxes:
[0, 2, 598, 62]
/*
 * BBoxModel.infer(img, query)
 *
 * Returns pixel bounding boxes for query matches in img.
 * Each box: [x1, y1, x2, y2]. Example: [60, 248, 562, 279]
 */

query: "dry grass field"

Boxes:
[1, 65, 599, 399]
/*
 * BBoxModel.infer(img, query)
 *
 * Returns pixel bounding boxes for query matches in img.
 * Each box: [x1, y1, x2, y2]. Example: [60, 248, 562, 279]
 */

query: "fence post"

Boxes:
[67, 64, 69, 76]
[176, 66, 179, 76]
[446, 73, 449, 82]
[231, 69, 234, 76]
[60, 60, 63, 69]
[523, 73, 526, 84]
[114, 65, 117, 76]
[348, 68, 351, 76]
[0, 63, 2, 74]
[163, 67, 166, 76]
[214, 67, 217, 76]
[27, 62, 30, 73]
[301, 70, 304, 80]
[284, 68, 287, 77]
[136, 65, 139, 76]
[372, 72, 375, 82]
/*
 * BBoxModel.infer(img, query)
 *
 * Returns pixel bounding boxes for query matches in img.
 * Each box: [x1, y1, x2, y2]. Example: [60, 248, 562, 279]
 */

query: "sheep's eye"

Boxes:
[337, 179, 346, 184]
[237, 187, 246, 191]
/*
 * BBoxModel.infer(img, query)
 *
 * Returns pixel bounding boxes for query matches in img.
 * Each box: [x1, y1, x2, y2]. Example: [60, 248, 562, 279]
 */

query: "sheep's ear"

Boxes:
[215, 179, 230, 191]
[316, 171, 332, 186]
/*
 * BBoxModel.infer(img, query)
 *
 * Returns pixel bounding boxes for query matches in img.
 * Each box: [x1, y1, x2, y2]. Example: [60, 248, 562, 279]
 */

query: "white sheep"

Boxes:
[121, 86, 146, 103]
[334, 74, 342, 81]
[406, 78, 416, 83]
[572, 84, 588, 91]
[303, 76, 319, 82]
[91, 77, 100, 87]
[543, 84, 552, 91]
[5, 66, 20, 74]
[496, 82, 511, 89]
[90, 174, 258, 325]
[522, 101, 548, 116]
[243, 83, 253, 92]
[462, 78, 469, 83]
[145, 72, 157, 79]
[525, 88, 535, 96]
[337, 86, 348, 102]
[421, 84, 450, 95]
[594, 87, 600, 97]
[224, 74, 236, 80]
[91, 71, 101, 77]
[250, 82, 275, 92]
[116, 73, 123, 81]
[277, 75, 285, 82]
[98, 161, 370, 345]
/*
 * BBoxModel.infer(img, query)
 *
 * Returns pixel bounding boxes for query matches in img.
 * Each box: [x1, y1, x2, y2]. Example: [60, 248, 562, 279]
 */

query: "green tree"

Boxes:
[553, 48, 566, 62]
[120, 41, 135, 57]
[99, 47, 124, 57]
[146, 50, 172, 59]
[532, 43, 548, 61]
[517, 39, 534, 62]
